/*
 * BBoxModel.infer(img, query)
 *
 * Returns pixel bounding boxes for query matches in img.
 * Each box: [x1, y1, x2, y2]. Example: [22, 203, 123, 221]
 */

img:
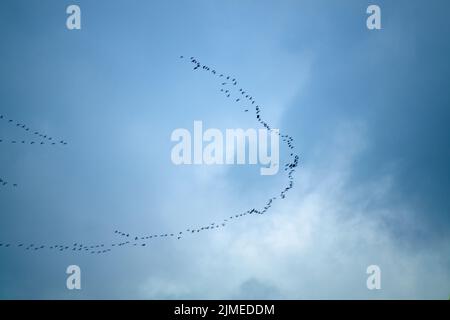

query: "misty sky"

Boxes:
[0, 0, 449, 299]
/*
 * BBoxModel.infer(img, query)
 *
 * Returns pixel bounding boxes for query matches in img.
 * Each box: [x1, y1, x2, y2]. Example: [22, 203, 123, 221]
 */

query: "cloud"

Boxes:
[137, 120, 450, 299]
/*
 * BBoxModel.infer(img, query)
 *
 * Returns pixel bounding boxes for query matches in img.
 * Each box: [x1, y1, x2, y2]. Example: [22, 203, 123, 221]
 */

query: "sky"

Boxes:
[0, 0, 449, 299]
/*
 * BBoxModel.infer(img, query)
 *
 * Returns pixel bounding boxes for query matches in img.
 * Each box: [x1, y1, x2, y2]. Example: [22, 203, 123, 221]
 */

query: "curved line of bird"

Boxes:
[112, 56, 299, 243]
[0, 56, 299, 255]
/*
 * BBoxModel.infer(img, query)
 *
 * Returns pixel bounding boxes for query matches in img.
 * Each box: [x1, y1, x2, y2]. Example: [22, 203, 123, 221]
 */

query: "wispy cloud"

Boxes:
[138, 121, 450, 299]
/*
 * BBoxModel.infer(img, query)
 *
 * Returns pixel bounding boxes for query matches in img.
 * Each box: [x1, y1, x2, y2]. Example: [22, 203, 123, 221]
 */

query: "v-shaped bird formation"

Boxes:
[0, 114, 68, 188]
[0, 114, 68, 146]
[0, 56, 299, 255]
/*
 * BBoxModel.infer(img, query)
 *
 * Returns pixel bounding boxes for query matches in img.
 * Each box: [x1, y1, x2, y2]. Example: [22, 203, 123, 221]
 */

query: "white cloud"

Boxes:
[139, 120, 450, 299]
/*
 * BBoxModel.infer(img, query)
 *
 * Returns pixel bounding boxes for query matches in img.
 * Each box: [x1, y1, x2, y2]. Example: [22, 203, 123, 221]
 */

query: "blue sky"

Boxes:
[0, 0, 449, 299]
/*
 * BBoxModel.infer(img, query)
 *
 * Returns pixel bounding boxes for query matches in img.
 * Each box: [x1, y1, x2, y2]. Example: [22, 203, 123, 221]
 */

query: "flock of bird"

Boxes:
[0, 114, 68, 188]
[0, 177, 17, 187]
[0, 56, 299, 255]
[0, 114, 68, 146]
[113, 56, 299, 244]
[182, 56, 299, 199]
